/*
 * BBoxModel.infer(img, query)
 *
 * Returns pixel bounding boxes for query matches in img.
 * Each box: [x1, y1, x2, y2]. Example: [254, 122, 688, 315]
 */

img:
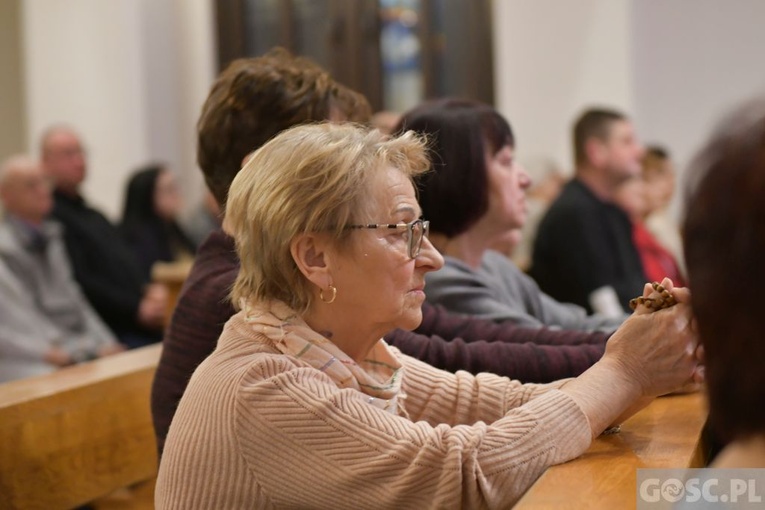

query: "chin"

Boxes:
[397, 309, 424, 332]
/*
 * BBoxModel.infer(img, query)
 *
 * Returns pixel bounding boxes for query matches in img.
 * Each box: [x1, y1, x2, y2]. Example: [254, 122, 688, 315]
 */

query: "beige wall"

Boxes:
[631, 0, 765, 216]
[21, 0, 215, 220]
[0, 0, 26, 162]
[493, 0, 633, 178]
[492, 0, 765, 216]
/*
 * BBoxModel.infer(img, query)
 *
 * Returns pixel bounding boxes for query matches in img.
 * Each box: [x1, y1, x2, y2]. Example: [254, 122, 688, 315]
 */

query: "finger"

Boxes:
[688, 316, 698, 335]
[674, 303, 696, 334]
[643, 282, 654, 298]
[694, 344, 705, 363]
[692, 365, 705, 384]
[670, 286, 691, 304]
[661, 277, 675, 291]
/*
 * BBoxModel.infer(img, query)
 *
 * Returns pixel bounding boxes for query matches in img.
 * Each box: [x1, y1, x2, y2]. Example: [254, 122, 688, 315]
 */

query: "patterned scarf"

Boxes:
[242, 299, 406, 415]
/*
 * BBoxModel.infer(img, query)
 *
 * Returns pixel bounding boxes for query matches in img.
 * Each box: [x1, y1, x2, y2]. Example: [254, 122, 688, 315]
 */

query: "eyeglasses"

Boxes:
[347, 218, 430, 259]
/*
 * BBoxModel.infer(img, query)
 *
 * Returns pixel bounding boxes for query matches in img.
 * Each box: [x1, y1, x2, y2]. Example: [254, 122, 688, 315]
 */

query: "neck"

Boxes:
[302, 306, 382, 363]
[430, 225, 495, 270]
[55, 185, 80, 199]
[712, 434, 765, 468]
[9, 213, 44, 228]
[576, 167, 618, 203]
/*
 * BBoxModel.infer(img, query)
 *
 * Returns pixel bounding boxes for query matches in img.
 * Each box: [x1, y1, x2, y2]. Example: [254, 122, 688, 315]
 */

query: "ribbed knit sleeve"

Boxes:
[157, 320, 592, 509]
[398, 350, 571, 425]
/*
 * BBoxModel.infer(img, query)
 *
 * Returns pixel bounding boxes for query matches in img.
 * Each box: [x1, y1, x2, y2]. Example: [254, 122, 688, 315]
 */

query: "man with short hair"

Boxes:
[531, 108, 647, 314]
[0, 155, 123, 382]
[41, 125, 167, 347]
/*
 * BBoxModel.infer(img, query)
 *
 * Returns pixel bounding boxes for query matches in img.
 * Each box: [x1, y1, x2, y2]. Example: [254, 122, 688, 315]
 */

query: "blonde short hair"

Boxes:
[227, 123, 429, 312]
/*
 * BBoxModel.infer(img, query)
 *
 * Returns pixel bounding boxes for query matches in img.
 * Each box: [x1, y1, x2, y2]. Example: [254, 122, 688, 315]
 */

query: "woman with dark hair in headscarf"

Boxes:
[121, 165, 197, 279]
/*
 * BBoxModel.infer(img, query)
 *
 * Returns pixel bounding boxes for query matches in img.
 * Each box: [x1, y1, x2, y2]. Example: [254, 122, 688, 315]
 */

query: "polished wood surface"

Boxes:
[0, 344, 162, 510]
[515, 392, 708, 510]
[152, 259, 192, 325]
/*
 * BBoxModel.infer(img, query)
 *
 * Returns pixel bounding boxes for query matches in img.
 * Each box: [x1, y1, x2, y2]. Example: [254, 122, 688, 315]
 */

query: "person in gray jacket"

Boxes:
[395, 99, 626, 332]
[0, 155, 123, 383]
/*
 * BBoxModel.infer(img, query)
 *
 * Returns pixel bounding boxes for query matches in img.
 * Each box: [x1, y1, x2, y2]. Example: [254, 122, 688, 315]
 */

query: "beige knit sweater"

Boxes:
[155, 312, 592, 509]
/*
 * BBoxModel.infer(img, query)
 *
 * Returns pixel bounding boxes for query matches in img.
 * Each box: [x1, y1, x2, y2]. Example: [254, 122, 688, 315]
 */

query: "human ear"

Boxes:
[290, 233, 331, 289]
[585, 138, 606, 167]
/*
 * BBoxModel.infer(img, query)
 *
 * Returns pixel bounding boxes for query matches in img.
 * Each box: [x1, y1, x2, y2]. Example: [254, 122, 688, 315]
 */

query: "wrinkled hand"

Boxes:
[604, 279, 702, 397]
[631, 278, 678, 314]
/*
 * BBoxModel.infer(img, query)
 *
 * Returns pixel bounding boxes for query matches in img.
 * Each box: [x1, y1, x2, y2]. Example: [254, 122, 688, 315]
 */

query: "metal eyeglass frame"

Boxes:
[347, 219, 430, 259]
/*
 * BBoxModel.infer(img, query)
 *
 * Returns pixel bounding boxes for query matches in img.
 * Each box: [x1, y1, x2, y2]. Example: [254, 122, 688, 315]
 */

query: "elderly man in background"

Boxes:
[0, 155, 123, 382]
[41, 126, 167, 348]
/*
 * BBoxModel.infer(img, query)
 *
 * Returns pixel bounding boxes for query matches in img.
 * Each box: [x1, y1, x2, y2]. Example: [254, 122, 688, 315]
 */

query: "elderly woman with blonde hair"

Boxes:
[156, 123, 702, 509]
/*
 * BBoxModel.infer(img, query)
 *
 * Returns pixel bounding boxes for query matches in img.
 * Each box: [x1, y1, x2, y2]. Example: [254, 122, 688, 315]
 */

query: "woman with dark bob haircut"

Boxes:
[683, 98, 765, 467]
[396, 98, 624, 331]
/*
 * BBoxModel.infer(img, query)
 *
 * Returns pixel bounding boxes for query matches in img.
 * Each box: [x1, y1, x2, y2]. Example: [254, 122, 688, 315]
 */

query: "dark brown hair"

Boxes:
[394, 98, 514, 238]
[197, 47, 371, 207]
[572, 107, 627, 167]
[683, 98, 765, 442]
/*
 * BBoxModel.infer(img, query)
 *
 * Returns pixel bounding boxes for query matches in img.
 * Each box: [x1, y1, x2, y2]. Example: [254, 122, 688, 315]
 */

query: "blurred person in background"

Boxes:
[41, 125, 166, 348]
[184, 188, 221, 247]
[121, 164, 196, 280]
[613, 175, 685, 287]
[0, 155, 123, 382]
[500, 162, 565, 271]
[531, 108, 647, 315]
[370, 110, 402, 135]
[642, 145, 685, 277]
[396, 98, 625, 330]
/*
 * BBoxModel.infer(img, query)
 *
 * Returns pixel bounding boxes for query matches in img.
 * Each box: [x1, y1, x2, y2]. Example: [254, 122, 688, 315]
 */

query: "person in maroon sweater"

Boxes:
[151, 49, 610, 455]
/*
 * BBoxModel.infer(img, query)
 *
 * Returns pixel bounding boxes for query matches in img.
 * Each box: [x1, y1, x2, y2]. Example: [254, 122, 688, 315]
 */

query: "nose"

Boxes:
[416, 236, 444, 272]
[518, 164, 532, 190]
[634, 141, 646, 160]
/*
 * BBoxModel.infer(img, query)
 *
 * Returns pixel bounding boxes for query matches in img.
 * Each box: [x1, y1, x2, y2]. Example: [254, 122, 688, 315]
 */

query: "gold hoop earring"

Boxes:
[320, 284, 337, 304]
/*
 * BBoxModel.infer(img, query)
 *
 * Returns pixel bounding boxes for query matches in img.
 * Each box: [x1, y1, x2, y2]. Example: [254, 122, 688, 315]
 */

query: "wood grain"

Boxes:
[0, 344, 161, 510]
[515, 392, 708, 510]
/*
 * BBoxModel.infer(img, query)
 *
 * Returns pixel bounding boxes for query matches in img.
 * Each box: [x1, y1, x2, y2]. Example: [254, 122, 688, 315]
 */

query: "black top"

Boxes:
[120, 167, 197, 280]
[51, 190, 157, 341]
[530, 179, 646, 313]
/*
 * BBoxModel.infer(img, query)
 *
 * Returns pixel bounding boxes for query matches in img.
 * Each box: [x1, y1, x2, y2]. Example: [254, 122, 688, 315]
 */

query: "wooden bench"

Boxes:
[0, 344, 162, 510]
[152, 260, 193, 326]
[515, 392, 708, 509]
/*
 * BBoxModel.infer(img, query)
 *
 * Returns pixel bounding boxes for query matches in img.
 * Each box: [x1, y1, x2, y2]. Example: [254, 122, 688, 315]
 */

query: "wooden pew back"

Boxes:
[0, 344, 162, 510]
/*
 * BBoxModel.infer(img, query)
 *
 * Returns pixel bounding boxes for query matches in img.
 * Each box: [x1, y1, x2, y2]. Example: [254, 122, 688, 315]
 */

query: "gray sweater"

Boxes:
[0, 217, 118, 382]
[425, 250, 625, 332]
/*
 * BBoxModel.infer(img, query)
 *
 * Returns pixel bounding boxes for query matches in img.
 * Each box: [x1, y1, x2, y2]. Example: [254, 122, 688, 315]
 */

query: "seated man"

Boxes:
[40, 126, 167, 348]
[0, 155, 124, 383]
[531, 108, 647, 314]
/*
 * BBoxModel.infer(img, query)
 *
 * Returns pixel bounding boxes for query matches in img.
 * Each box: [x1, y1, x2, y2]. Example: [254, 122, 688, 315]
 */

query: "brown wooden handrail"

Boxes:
[0, 344, 162, 510]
